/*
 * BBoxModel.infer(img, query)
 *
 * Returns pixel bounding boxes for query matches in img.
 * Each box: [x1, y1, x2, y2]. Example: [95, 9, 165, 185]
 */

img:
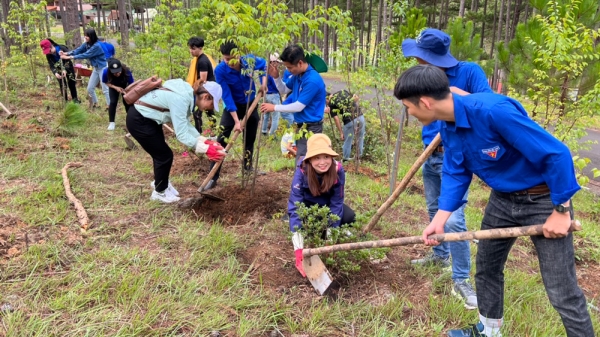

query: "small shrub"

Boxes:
[294, 202, 389, 275]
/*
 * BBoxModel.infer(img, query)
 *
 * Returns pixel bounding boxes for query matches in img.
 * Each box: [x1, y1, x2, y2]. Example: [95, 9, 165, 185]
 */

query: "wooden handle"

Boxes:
[199, 92, 264, 191]
[305, 220, 582, 257]
[362, 133, 442, 233]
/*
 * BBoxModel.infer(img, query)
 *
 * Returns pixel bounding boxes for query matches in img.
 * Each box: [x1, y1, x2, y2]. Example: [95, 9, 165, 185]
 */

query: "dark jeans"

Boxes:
[193, 109, 217, 134]
[477, 190, 594, 337]
[210, 103, 259, 181]
[56, 70, 78, 101]
[108, 87, 130, 123]
[295, 121, 323, 160]
[126, 106, 172, 192]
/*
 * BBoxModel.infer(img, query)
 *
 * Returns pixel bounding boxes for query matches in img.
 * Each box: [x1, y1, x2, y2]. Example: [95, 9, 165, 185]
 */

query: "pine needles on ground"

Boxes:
[56, 102, 88, 135]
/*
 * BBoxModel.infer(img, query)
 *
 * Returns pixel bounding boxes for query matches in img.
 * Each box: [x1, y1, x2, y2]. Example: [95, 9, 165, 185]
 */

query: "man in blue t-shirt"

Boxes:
[98, 37, 115, 59]
[401, 28, 493, 310]
[203, 41, 267, 191]
[259, 44, 326, 158]
[394, 65, 595, 337]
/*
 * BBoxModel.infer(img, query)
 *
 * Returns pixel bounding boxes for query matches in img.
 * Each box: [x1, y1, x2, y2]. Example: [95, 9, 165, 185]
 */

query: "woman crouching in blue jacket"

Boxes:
[288, 134, 355, 275]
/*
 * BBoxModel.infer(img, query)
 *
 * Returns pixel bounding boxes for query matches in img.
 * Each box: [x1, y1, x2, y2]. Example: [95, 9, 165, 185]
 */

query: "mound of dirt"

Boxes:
[190, 170, 290, 225]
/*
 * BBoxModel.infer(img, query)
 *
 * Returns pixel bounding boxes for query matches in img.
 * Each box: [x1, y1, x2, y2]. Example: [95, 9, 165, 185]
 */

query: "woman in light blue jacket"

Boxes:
[60, 28, 110, 108]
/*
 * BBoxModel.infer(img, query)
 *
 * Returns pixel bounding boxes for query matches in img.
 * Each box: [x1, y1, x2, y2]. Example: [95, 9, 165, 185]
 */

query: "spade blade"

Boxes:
[303, 255, 333, 295]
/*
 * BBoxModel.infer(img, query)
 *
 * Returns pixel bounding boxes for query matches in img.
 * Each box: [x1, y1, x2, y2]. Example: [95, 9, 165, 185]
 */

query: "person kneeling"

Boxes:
[287, 134, 355, 273]
[126, 80, 226, 203]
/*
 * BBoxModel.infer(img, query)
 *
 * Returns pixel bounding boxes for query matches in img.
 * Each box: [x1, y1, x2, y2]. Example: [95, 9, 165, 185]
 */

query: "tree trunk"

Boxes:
[62, 0, 82, 48]
[118, 0, 129, 49]
[366, 0, 374, 66]
[459, 0, 466, 17]
[480, 0, 488, 48]
[492, 0, 505, 90]
[0, 0, 11, 55]
[489, 0, 499, 58]
[510, 0, 522, 40]
[96, 0, 101, 35]
[437, 0, 444, 28]
[504, 0, 510, 45]
[359, 0, 366, 67]
[373, 0, 383, 65]
[102, 6, 107, 33]
[79, 0, 85, 29]
[323, 0, 329, 63]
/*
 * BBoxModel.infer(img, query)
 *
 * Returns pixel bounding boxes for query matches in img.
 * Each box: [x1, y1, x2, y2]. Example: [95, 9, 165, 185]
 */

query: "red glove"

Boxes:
[204, 140, 226, 162]
[295, 249, 306, 277]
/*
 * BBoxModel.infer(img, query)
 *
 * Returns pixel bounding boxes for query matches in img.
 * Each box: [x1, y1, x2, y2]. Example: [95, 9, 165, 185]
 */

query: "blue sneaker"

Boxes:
[447, 322, 487, 337]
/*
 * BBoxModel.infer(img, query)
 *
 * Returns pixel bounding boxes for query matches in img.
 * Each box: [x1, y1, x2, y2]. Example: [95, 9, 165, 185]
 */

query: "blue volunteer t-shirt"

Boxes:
[214, 55, 266, 112]
[438, 93, 580, 212]
[267, 75, 279, 94]
[282, 65, 326, 123]
[422, 61, 493, 146]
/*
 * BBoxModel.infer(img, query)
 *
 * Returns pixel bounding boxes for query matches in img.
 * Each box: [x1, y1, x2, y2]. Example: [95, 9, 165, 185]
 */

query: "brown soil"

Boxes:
[2, 99, 600, 325]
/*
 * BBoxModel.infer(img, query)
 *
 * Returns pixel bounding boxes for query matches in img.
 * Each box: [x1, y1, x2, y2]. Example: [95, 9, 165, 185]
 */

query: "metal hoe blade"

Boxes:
[303, 255, 333, 295]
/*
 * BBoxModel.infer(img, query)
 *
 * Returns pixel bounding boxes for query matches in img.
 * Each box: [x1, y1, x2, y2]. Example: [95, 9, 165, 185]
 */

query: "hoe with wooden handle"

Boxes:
[179, 92, 264, 209]
[300, 220, 582, 295]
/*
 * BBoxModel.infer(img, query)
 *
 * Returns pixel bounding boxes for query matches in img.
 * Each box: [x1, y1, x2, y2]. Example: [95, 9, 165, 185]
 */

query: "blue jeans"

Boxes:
[477, 190, 593, 336]
[280, 112, 294, 129]
[261, 93, 281, 135]
[423, 150, 471, 281]
[342, 115, 366, 160]
[88, 66, 110, 105]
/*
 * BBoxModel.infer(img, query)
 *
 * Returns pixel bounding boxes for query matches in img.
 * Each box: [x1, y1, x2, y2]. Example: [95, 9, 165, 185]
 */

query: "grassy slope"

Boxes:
[0, 64, 599, 336]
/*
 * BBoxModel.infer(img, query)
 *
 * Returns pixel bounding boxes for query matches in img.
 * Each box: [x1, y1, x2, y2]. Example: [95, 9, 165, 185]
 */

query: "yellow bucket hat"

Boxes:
[304, 134, 339, 161]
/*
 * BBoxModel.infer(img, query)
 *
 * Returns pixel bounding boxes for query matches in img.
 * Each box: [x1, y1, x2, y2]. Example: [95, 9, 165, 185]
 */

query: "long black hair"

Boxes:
[84, 28, 99, 46]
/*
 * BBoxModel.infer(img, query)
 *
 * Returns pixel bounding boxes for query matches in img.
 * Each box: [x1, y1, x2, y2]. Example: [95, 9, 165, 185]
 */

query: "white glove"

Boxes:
[195, 136, 209, 154]
[292, 231, 304, 250]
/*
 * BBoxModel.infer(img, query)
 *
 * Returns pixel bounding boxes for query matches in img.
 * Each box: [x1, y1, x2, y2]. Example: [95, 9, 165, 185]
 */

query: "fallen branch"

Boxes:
[61, 162, 89, 231]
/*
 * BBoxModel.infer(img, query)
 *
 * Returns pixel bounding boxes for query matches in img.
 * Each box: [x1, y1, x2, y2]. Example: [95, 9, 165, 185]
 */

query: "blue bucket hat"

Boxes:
[401, 28, 458, 68]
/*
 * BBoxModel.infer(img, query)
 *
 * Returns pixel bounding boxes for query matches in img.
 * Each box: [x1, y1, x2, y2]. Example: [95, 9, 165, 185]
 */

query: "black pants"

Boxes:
[126, 106, 172, 192]
[210, 103, 259, 181]
[108, 87, 130, 123]
[193, 109, 217, 134]
[57, 70, 78, 102]
[295, 121, 323, 160]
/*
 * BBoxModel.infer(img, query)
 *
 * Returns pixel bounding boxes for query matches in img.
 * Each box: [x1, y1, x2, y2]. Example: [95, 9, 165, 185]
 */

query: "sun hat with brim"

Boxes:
[203, 81, 223, 113]
[304, 134, 338, 161]
[305, 53, 328, 73]
[401, 28, 458, 68]
[40, 39, 52, 55]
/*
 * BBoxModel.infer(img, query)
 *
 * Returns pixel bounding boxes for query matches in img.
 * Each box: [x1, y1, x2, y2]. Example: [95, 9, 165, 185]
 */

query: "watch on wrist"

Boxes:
[553, 203, 569, 214]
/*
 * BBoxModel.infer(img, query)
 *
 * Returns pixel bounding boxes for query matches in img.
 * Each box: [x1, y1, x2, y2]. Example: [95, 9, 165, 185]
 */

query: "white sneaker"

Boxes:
[151, 180, 179, 196]
[150, 189, 180, 203]
[107, 122, 115, 131]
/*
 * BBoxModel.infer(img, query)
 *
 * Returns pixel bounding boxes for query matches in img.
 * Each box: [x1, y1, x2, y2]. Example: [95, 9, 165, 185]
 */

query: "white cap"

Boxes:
[203, 81, 222, 112]
[270, 52, 281, 62]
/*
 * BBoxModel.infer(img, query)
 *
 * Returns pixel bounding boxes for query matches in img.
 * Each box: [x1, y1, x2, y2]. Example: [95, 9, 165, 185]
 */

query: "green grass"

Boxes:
[1, 63, 599, 336]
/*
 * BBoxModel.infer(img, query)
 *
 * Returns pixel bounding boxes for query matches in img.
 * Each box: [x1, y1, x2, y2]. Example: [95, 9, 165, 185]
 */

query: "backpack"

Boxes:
[123, 76, 170, 106]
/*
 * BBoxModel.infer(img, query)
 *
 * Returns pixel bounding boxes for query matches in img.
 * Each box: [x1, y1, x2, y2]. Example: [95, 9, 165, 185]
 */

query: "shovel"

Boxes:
[299, 220, 582, 295]
[179, 92, 264, 209]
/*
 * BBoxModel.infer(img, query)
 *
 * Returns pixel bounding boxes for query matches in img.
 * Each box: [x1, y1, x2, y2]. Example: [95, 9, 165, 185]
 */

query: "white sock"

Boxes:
[479, 314, 502, 337]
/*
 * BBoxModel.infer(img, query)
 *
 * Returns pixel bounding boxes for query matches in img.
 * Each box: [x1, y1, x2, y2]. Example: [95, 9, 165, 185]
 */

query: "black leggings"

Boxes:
[56, 70, 78, 101]
[125, 106, 172, 192]
[209, 103, 259, 181]
[108, 87, 130, 123]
